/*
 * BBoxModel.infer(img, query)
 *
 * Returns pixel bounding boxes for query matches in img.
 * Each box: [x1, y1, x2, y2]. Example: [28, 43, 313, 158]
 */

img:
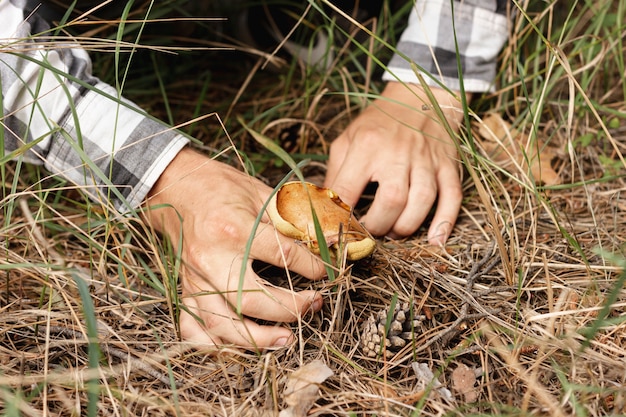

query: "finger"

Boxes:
[179, 295, 297, 350]
[179, 305, 222, 347]
[186, 256, 323, 323]
[252, 223, 328, 280]
[324, 134, 349, 187]
[224, 277, 322, 323]
[359, 166, 410, 236]
[323, 140, 370, 208]
[427, 165, 463, 245]
[388, 166, 438, 237]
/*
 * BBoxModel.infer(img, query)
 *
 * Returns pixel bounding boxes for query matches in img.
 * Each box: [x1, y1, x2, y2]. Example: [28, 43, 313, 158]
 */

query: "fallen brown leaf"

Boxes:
[279, 360, 333, 417]
[474, 113, 560, 186]
[451, 363, 479, 403]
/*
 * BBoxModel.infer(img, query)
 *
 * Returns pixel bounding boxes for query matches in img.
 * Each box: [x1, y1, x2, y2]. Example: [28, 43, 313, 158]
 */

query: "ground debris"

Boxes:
[411, 362, 454, 403]
[474, 112, 561, 186]
[279, 360, 333, 417]
[451, 363, 481, 403]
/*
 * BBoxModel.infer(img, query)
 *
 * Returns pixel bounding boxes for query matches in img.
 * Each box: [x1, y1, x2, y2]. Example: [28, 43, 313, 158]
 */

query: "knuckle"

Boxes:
[204, 212, 249, 246]
[273, 239, 327, 280]
[180, 308, 213, 334]
[234, 291, 259, 316]
[216, 222, 244, 243]
[268, 239, 296, 268]
[392, 222, 418, 238]
[377, 184, 408, 209]
[413, 183, 438, 204]
[363, 223, 389, 237]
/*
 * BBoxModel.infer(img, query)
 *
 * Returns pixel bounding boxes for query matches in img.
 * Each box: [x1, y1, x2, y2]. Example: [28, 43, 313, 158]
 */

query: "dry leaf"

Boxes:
[475, 113, 560, 186]
[279, 360, 333, 417]
[451, 363, 479, 403]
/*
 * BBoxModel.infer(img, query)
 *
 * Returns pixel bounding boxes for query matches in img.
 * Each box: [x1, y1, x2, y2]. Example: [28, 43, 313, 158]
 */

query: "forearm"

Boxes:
[0, 1, 189, 211]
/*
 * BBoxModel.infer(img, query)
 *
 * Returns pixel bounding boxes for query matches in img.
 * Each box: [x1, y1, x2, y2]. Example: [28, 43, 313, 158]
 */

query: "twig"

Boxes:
[31, 323, 177, 387]
[415, 243, 502, 354]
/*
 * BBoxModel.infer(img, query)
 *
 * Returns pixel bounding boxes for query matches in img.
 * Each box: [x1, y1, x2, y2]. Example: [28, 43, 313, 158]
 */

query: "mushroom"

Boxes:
[266, 181, 376, 261]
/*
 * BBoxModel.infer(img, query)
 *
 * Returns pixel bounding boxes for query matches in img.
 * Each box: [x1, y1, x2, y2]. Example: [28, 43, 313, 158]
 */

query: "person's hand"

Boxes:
[143, 148, 326, 350]
[324, 82, 469, 245]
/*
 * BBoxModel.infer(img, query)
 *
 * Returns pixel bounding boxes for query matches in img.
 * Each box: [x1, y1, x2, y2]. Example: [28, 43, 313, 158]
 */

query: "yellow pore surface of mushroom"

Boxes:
[267, 181, 376, 261]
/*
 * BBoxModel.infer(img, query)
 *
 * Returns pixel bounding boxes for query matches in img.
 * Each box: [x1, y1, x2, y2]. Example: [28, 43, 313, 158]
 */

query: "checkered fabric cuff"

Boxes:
[1, 0, 190, 213]
[383, 0, 510, 93]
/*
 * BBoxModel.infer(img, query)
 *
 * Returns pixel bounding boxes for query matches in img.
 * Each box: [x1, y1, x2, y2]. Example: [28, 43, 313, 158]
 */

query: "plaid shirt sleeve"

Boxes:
[383, 0, 511, 92]
[0, 0, 189, 212]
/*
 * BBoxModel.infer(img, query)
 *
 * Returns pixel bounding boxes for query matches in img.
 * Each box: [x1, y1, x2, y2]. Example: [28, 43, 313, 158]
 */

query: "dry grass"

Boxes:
[1, 1, 626, 416]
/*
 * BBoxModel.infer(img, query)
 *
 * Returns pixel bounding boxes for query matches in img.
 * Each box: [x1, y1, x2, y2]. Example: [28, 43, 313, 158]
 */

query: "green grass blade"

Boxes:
[70, 271, 102, 417]
[380, 292, 398, 357]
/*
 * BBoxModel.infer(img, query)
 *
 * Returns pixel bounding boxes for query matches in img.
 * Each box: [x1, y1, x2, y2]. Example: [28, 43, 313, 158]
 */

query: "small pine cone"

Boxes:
[360, 302, 425, 358]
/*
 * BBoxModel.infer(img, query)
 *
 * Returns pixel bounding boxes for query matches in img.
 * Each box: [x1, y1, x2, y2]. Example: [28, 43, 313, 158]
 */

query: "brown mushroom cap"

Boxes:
[266, 181, 376, 260]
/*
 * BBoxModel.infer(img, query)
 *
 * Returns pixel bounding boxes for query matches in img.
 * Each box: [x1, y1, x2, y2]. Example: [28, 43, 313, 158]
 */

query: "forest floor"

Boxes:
[1, 1, 625, 416]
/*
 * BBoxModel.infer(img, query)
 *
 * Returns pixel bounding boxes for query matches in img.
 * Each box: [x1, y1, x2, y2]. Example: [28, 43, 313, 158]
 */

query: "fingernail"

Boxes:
[274, 337, 290, 347]
[311, 297, 323, 312]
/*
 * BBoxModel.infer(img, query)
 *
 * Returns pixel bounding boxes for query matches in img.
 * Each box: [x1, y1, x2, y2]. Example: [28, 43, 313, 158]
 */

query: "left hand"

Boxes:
[144, 149, 326, 351]
[324, 81, 469, 244]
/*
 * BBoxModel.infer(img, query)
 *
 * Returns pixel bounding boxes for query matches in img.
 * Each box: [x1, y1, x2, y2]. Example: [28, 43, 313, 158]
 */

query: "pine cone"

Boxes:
[360, 302, 425, 358]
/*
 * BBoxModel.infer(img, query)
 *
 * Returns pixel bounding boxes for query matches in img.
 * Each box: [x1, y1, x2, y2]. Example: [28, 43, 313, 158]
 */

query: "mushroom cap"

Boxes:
[266, 181, 376, 260]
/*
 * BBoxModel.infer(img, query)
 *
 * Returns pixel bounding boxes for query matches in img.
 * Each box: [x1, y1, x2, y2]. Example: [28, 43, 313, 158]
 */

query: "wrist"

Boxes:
[143, 147, 203, 234]
[383, 81, 471, 123]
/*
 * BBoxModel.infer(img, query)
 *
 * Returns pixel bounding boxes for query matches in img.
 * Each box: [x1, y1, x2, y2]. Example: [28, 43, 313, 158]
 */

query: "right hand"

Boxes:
[144, 148, 327, 351]
[325, 82, 468, 244]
